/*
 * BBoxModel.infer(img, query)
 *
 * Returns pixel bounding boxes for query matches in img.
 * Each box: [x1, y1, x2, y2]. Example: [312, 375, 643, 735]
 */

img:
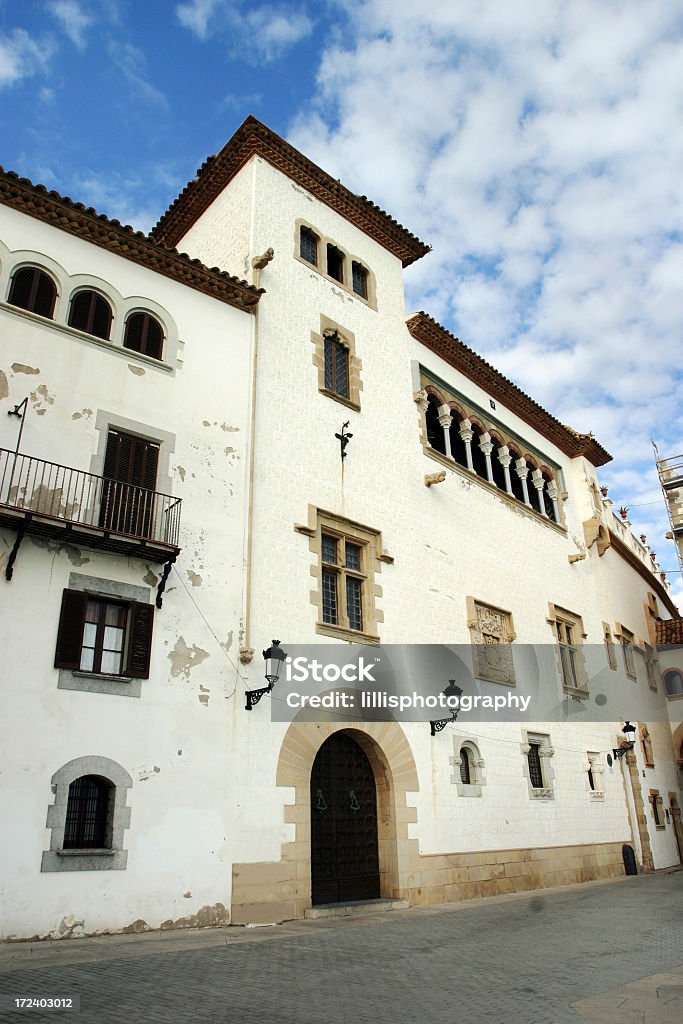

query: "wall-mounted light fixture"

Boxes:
[612, 721, 637, 760]
[245, 640, 287, 711]
[429, 680, 463, 736]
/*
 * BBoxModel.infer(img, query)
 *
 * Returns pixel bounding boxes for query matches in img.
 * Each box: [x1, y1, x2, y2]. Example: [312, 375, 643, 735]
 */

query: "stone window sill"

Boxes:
[319, 387, 361, 412]
[72, 671, 133, 683]
[316, 622, 379, 645]
[588, 791, 605, 800]
[530, 788, 553, 799]
[57, 849, 116, 857]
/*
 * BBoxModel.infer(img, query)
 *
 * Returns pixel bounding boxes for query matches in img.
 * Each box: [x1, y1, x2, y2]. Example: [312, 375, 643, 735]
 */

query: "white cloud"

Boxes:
[287, 0, 683, 597]
[0, 28, 52, 88]
[50, 0, 93, 50]
[176, 0, 312, 63]
[108, 40, 168, 108]
[176, 0, 221, 40]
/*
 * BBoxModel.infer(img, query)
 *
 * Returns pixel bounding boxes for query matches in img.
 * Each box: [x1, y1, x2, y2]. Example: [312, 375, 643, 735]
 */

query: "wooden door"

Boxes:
[310, 732, 380, 905]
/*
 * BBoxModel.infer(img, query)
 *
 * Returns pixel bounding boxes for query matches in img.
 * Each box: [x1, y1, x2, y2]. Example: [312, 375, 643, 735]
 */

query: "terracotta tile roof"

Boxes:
[152, 115, 430, 267]
[656, 618, 683, 646]
[407, 311, 613, 467]
[0, 167, 262, 312]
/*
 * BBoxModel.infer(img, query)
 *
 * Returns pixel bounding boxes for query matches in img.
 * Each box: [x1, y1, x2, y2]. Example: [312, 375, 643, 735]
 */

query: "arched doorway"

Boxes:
[310, 731, 380, 904]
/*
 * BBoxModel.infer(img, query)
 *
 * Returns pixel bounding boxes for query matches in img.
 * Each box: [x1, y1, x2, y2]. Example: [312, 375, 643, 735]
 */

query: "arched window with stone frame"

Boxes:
[448, 407, 469, 468]
[451, 738, 485, 797]
[470, 422, 488, 479]
[489, 433, 507, 490]
[425, 394, 447, 455]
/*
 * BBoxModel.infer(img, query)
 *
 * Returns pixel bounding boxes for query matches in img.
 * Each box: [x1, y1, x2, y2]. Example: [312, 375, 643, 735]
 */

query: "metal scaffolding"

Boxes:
[654, 444, 683, 576]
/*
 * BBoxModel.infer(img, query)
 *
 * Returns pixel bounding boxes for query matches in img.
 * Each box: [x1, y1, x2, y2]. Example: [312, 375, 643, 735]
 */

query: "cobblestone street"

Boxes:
[0, 870, 681, 1024]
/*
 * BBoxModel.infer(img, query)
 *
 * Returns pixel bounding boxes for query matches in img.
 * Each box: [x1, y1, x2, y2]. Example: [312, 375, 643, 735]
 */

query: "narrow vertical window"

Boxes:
[351, 261, 368, 299]
[459, 748, 472, 785]
[527, 743, 543, 788]
[323, 331, 350, 399]
[321, 534, 339, 625]
[327, 244, 345, 283]
[300, 226, 318, 265]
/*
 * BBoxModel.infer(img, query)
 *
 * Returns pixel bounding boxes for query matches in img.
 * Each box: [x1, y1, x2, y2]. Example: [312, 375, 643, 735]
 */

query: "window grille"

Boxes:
[459, 748, 472, 785]
[124, 312, 164, 360]
[324, 332, 350, 398]
[300, 226, 318, 265]
[352, 261, 368, 298]
[528, 743, 543, 788]
[68, 290, 112, 340]
[64, 775, 112, 848]
[8, 266, 57, 319]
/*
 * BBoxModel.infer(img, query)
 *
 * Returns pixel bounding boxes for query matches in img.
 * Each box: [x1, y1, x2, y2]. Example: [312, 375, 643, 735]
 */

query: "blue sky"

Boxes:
[2, 0, 682, 602]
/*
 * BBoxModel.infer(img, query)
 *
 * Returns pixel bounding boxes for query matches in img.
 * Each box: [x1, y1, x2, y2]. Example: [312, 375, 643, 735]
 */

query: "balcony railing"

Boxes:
[0, 447, 181, 554]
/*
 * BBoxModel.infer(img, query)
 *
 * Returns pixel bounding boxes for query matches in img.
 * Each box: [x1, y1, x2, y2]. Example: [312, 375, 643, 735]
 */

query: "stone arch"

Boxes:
[277, 721, 419, 903]
[231, 720, 420, 924]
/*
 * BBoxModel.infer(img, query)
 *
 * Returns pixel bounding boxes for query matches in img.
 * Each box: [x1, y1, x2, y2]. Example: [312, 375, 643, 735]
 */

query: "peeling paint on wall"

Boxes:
[11, 363, 40, 375]
[0, 371, 8, 400]
[55, 915, 85, 939]
[220, 631, 233, 654]
[71, 408, 93, 421]
[142, 569, 158, 587]
[29, 536, 90, 566]
[186, 570, 202, 587]
[177, 466, 186, 482]
[30, 384, 55, 415]
[128, 364, 145, 376]
[159, 903, 229, 930]
[198, 693, 209, 706]
[122, 919, 151, 934]
[168, 636, 210, 678]
[221, 423, 239, 432]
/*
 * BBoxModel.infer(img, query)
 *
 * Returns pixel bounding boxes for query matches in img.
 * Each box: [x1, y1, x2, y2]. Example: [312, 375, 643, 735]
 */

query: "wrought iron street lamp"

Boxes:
[612, 721, 637, 760]
[429, 680, 463, 736]
[245, 640, 287, 711]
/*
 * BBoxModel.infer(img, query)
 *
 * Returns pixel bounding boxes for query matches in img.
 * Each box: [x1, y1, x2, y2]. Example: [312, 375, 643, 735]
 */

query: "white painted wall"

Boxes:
[0, 206, 255, 938]
[180, 154, 682, 877]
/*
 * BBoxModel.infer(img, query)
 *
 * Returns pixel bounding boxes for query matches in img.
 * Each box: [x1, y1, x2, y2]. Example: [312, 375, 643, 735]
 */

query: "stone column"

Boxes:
[498, 446, 512, 494]
[438, 409, 453, 459]
[530, 469, 547, 517]
[414, 389, 429, 446]
[479, 432, 494, 483]
[459, 418, 474, 471]
[514, 458, 532, 507]
[546, 478, 560, 523]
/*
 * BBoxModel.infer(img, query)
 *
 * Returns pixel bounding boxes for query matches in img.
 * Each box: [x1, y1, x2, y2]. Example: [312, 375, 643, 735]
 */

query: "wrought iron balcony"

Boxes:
[0, 447, 182, 564]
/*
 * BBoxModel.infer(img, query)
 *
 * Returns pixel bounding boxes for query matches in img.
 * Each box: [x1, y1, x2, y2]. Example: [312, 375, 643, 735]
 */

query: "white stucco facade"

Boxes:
[1, 117, 681, 939]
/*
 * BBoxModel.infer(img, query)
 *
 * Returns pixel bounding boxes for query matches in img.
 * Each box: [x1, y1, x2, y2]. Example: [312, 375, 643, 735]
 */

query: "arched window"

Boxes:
[449, 411, 468, 468]
[68, 290, 112, 340]
[8, 265, 57, 319]
[542, 471, 557, 521]
[470, 424, 488, 479]
[426, 395, 446, 455]
[123, 312, 164, 360]
[508, 447, 525, 502]
[664, 669, 683, 697]
[459, 747, 472, 784]
[490, 435, 507, 490]
[63, 774, 113, 849]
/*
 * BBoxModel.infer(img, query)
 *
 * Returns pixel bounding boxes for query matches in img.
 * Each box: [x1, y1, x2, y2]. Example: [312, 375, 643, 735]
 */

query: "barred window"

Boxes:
[459, 747, 472, 785]
[527, 743, 543, 789]
[64, 775, 113, 849]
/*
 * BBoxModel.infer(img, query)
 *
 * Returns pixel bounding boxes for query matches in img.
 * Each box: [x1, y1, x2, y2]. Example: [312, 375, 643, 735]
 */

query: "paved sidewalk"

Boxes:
[0, 870, 681, 1024]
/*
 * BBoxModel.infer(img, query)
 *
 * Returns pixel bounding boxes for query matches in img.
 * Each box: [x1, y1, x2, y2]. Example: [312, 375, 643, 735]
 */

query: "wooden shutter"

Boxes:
[125, 602, 154, 678]
[54, 590, 88, 669]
